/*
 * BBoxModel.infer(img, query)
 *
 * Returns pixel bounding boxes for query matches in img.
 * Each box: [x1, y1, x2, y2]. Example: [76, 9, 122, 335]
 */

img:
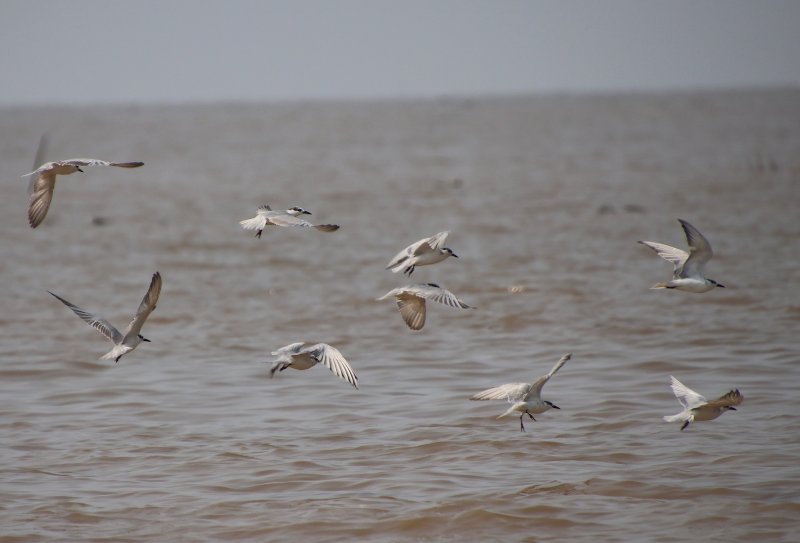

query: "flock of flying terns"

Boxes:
[23, 155, 743, 432]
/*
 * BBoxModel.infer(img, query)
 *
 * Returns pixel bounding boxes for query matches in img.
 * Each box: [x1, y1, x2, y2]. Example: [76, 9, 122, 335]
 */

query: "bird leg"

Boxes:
[518, 410, 537, 431]
[680, 420, 690, 431]
[255, 230, 262, 239]
[115, 356, 121, 363]
[404, 265, 415, 276]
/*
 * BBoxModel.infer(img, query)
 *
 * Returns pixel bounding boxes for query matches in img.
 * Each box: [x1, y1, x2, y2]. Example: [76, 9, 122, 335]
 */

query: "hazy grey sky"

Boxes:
[1, 0, 798, 105]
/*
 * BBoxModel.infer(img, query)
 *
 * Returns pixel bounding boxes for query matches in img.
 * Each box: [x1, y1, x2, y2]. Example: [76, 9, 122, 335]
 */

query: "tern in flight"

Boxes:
[470, 353, 571, 432]
[49, 272, 162, 363]
[23, 157, 144, 228]
[638, 219, 725, 292]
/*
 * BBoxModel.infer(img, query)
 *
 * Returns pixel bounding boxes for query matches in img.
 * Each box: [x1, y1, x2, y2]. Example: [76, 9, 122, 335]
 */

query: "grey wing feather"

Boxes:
[527, 353, 571, 398]
[271, 342, 307, 356]
[123, 272, 162, 338]
[669, 376, 706, 409]
[470, 383, 530, 402]
[28, 172, 57, 228]
[421, 286, 470, 309]
[396, 294, 426, 330]
[678, 219, 713, 276]
[638, 240, 689, 274]
[307, 343, 359, 388]
[312, 223, 340, 232]
[267, 214, 316, 228]
[63, 158, 144, 169]
[268, 214, 338, 231]
[49, 291, 122, 343]
[107, 161, 145, 168]
[703, 389, 743, 409]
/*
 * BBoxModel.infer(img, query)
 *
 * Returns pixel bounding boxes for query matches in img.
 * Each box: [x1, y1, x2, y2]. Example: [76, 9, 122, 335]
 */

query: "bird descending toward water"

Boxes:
[269, 342, 358, 389]
[663, 376, 742, 431]
[470, 353, 571, 432]
[386, 231, 458, 276]
[22, 157, 144, 228]
[638, 219, 725, 293]
[377, 283, 472, 331]
[48, 272, 162, 363]
[239, 205, 340, 238]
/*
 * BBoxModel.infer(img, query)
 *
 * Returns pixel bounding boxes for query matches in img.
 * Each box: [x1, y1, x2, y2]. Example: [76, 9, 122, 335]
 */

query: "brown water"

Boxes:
[1, 90, 799, 542]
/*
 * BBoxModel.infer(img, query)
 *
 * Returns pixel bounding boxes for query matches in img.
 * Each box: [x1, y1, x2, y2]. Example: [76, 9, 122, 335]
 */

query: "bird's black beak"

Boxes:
[452, 253, 459, 258]
[550, 404, 561, 410]
[717, 283, 726, 288]
[142, 337, 151, 342]
[728, 406, 737, 410]
[76, 167, 84, 172]
[303, 210, 311, 215]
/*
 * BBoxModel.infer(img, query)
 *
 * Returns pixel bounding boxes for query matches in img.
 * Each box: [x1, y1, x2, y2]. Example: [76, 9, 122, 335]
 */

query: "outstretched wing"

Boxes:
[419, 284, 471, 309]
[395, 292, 427, 330]
[62, 158, 144, 169]
[638, 240, 689, 275]
[306, 343, 359, 389]
[49, 291, 122, 344]
[669, 376, 706, 409]
[271, 342, 307, 357]
[678, 219, 713, 277]
[266, 213, 317, 228]
[267, 213, 338, 231]
[527, 353, 571, 398]
[123, 272, 162, 338]
[28, 171, 57, 228]
[703, 389, 743, 409]
[312, 223, 340, 232]
[470, 382, 530, 403]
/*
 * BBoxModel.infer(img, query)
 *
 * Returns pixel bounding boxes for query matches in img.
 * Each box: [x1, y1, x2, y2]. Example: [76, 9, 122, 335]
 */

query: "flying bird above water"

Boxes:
[269, 342, 358, 389]
[48, 272, 162, 363]
[239, 205, 340, 238]
[23, 158, 144, 228]
[638, 219, 725, 292]
[663, 376, 742, 431]
[386, 231, 458, 276]
[377, 283, 472, 330]
[470, 353, 570, 432]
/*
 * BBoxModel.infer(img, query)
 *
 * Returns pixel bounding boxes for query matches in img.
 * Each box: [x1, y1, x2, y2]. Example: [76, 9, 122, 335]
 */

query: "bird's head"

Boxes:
[442, 247, 458, 258]
[709, 279, 726, 288]
[287, 207, 311, 216]
[138, 334, 151, 343]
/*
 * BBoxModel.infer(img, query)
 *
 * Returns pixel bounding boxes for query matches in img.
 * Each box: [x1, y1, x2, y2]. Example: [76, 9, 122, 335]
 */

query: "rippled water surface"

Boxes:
[1, 90, 799, 542]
